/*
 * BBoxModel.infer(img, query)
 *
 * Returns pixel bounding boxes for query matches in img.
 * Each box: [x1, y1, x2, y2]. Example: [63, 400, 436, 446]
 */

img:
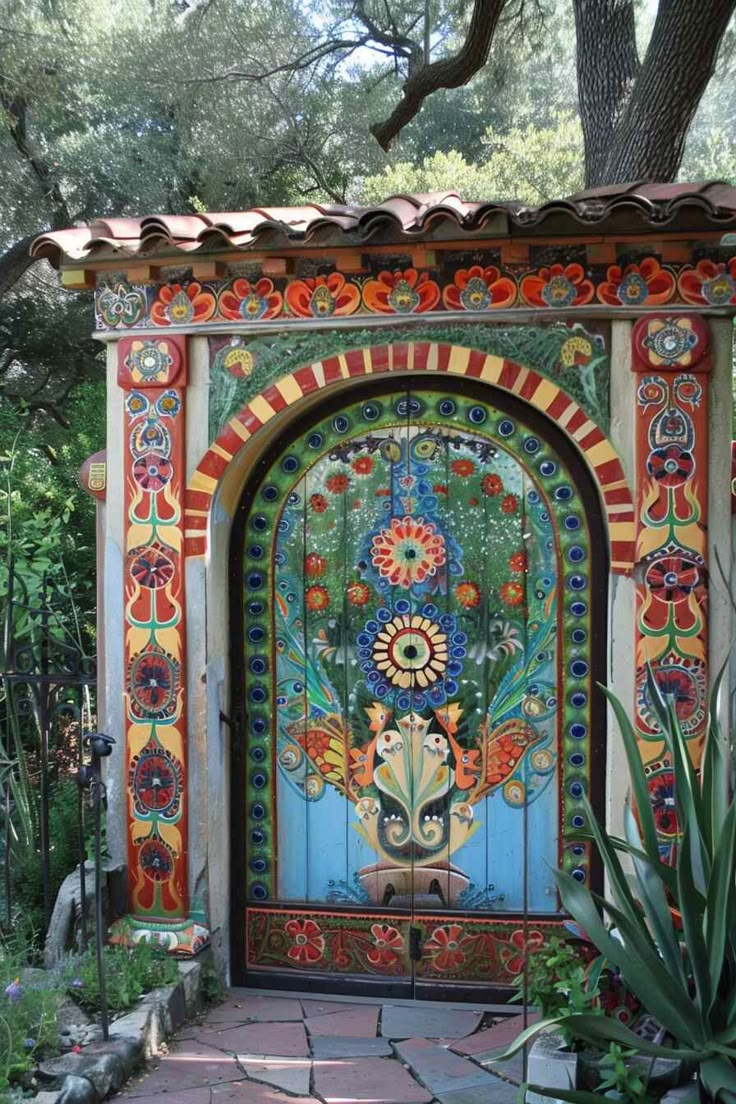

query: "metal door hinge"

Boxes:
[409, 926, 423, 962]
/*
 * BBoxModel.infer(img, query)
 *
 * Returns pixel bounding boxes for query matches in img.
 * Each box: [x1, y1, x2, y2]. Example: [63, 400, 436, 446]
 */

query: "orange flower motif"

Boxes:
[305, 552, 326, 577]
[371, 516, 446, 588]
[678, 257, 736, 306]
[509, 551, 527, 573]
[367, 924, 404, 966]
[306, 585, 329, 611]
[151, 282, 216, 326]
[424, 924, 472, 971]
[455, 581, 481, 609]
[481, 473, 504, 497]
[285, 272, 361, 318]
[284, 918, 325, 964]
[451, 458, 475, 477]
[352, 455, 374, 475]
[501, 494, 518, 514]
[597, 258, 675, 306]
[500, 580, 525, 606]
[347, 581, 371, 606]
[362, 268, 440, 314]
[442, 265, 517, 310]
[310, 494, 328, 513]
[501, 929, 545, 976]
[520, 263, 594, 308]
[326, 472, 350, 494]
[218, 277, 282, 322]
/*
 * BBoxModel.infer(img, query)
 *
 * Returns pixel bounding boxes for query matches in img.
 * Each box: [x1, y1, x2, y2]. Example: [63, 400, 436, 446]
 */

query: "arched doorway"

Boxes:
[229, 375, 607, 999]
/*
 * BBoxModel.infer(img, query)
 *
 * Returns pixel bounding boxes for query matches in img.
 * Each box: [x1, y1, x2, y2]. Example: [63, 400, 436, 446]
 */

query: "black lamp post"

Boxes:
[80, 731, 115, 1040]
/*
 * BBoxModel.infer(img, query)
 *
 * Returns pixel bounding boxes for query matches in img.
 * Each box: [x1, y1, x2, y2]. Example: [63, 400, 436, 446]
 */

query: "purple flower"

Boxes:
[5, 978, 22, 1002]
[24, 1038, 35, 1049]
[71, 978, 84, 988]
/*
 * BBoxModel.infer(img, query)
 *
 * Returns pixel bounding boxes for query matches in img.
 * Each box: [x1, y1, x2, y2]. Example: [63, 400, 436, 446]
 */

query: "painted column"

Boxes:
[111, 334, 209, 954]
[631, 315, 710, 858]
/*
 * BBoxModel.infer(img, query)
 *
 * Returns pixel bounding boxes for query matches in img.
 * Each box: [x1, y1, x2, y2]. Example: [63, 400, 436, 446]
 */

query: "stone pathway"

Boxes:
[116, 990, 532, 1104]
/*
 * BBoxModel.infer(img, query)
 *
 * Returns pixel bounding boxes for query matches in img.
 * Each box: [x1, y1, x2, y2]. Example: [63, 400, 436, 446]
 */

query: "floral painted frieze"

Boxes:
[94, 249, 736, 331]
[631, 315, 710, 860]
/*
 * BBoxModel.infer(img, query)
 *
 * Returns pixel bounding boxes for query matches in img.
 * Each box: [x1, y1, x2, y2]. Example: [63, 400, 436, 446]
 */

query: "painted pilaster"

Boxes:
[631, 315, 711, 859]
[110, 334, 209, 954]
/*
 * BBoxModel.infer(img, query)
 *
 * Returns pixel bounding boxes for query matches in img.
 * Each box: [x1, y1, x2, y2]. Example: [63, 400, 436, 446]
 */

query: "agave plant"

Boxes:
[497, 673, 736, 1103]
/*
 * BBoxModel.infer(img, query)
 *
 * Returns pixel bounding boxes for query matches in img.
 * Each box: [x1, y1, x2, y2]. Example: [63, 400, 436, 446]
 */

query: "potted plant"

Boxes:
[494, 672, 736, 1103]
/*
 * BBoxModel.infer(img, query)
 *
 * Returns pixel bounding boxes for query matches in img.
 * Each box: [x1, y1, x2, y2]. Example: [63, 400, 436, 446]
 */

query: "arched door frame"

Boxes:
[221, 367, 620, 997]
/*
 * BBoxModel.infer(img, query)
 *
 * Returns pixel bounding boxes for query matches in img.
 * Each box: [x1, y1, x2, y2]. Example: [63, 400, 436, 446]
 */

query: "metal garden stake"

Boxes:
[82, 731, 115, 1040]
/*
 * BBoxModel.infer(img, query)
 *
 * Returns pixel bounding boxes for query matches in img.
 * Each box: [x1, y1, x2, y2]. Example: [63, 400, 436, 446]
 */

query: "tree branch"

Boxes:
[370, 0, 506, 151]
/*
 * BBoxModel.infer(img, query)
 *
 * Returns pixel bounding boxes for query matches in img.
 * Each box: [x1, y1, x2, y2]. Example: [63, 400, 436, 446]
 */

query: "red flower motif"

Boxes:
[597, 258, 675, 307]
[501, 929, 545, 975]
[647, 769, 679, 838]
[433, 483, 448, 495]
[326, 472, 350, 494]
[509, 551, 527, 573]
[451, 458, 475, 477]
[645, 554, 700, 603]
[133, 452, 173, 492]
[520, 264, 594, 308]
[285, 918, 325, 964]
[151, 282, 216, 326]
[424, 924, 471, 971]
[352, 455, 374, 475]
[285, 273, 361, 318]
[455, 581, 481, 609]
[501, 494, 518, 514]
[481, 473, 504, 497]
[305, 552, 326, 577]
[218, 277, 282, 322]
[310, 494, 328, 513]
[362, 268, 440, 314]
[468, 497, 479, 507]
[500, 581, 525, 606]
[442, 265, 517, 310]
[678, 257, 736, 306]
[347, 581, 371, 606]
[306, 585, 330, 611]
[647, 445, 694, 487]
[367, 923, 404, 966]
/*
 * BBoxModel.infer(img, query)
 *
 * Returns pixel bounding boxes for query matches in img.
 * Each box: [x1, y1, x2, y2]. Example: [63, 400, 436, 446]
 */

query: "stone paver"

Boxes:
[203, 995, 304, 1024]
[380, 1004, 482, 1040]
[311, 1035, 394, 1058]
[439, 1080, 520, 1104]
[300, 999, 358, 1017]
[305, 1004, 380, 1037]
[198, 1020, 310, 1057]
[113, 988, 527, 1104]
[313, 1056, 433, 1103]
[239, 1056, 312, 1094]
[121, 1040, 243, 1096]
[450, 1012, 538, 1056]
[394, 1037, 498, 1095]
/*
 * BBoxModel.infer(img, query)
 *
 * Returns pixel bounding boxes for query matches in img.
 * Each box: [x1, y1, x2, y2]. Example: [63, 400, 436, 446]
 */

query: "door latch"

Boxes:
[409, 926, 423, 962]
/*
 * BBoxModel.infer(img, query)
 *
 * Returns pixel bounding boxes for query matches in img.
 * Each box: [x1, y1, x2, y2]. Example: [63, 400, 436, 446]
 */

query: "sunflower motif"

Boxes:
[370, 516, 446, 589]
[371, 613, 449, 690]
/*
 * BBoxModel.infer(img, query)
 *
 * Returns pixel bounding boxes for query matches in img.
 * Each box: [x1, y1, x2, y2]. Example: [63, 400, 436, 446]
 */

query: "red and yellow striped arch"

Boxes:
[185, 342, 635, 573]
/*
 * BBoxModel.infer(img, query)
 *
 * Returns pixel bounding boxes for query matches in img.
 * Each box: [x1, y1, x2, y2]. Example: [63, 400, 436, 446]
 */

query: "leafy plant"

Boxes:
[69, 940, 179, 1013]
[512, 936, 604, 1047]
[496, 675, 736, 1103]
[0, 933, 64, 1092]
[594, 1043, 653, 1102]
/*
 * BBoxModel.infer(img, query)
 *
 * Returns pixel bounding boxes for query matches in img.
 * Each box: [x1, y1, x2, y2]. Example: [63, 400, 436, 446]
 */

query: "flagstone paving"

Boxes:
[116, 990, 526, 1103]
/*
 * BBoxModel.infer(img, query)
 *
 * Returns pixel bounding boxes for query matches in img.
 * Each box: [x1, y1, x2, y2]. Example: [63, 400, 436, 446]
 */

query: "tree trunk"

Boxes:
[577, 0, 736, 186]
[573, 0, 640, 188]
[0, 236, 37, 300]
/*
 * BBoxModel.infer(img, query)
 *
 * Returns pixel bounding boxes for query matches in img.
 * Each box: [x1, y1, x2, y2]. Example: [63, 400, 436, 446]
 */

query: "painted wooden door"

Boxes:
[236, 382, 601, 993]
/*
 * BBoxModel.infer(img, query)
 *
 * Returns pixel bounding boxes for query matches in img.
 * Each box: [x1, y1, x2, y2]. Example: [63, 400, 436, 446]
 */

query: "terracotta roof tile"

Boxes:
[31, 182, 736, 267]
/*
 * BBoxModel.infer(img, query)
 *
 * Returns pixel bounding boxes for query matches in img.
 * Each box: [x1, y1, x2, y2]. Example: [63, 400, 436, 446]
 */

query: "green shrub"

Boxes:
[69, 940, 179, 1013]
[0, 935, 64, 1093]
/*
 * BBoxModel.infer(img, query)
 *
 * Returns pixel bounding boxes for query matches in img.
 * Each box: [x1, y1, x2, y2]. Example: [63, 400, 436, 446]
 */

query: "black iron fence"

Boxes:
[0, 559, 96, 943]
